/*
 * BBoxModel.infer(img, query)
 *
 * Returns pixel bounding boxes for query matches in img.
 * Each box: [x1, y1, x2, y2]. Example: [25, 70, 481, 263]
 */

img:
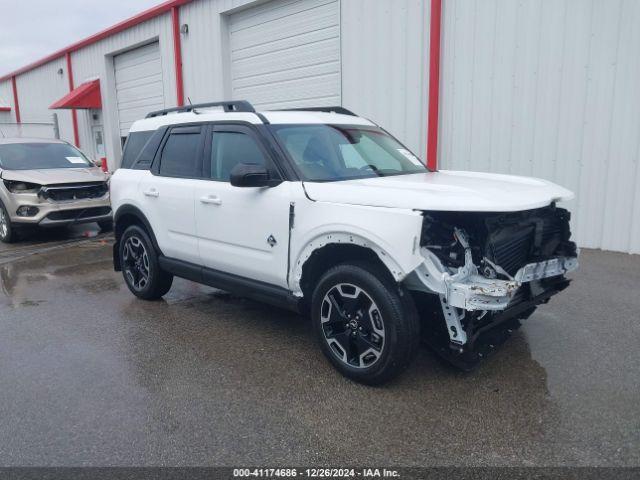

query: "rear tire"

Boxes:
[119, 225, 173, 300]
[311, 262, 420, 385]
[0, 202, 18, 244]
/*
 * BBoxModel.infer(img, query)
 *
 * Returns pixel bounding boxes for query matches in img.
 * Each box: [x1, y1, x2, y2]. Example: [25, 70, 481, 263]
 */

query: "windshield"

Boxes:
[271, 125, 428, 181]
[0, 143, 93, 170]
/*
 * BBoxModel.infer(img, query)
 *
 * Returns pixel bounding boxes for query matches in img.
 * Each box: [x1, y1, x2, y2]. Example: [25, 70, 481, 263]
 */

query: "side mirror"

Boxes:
[230, 163, 281, 188]
[93, 158, 103, 168]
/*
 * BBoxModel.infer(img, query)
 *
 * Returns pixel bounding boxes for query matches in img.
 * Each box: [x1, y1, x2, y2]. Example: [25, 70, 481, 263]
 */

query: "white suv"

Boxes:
[111, 101, 578, 384]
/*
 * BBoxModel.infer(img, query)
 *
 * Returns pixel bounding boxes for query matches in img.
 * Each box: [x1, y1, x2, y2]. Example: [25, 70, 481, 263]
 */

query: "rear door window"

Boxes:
[158, 126, 203, 178]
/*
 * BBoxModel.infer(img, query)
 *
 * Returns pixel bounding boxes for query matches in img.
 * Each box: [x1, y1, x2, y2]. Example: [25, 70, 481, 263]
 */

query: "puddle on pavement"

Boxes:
[0, 234, 215, 310]
[0, 234, 114, 308]
[0, 224, 107, 264]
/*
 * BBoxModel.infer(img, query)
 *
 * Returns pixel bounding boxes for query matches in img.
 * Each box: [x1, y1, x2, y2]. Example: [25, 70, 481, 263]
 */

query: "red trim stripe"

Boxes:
[172, 6, 185, 107]
[427, 0, 442, 171]
[11, 76, 21, 123]
[0, 0, 194, 82]
[66, 52, 80, 147]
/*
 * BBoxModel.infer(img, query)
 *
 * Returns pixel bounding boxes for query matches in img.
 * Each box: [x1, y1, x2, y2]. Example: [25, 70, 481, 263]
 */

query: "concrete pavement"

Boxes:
[0, 232, 638, 466]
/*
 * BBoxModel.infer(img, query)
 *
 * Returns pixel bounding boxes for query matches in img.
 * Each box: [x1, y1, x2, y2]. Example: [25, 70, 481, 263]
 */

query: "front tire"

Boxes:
[119, 225, 173, 300]
[0, 202, 18, 243]
[311, 262, 420, 385]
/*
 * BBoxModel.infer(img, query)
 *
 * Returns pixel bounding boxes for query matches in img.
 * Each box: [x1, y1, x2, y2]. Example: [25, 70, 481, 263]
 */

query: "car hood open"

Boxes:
[1, 167, 108, 185]
[303, 170, 574, 212]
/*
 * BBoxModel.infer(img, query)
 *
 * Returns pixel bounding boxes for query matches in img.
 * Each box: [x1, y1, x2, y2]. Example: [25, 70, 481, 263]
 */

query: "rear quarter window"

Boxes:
[121, 131, 154, 169]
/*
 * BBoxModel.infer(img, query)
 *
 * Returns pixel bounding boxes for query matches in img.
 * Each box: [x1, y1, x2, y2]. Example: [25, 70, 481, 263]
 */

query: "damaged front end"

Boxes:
[404, 204, 578, 368]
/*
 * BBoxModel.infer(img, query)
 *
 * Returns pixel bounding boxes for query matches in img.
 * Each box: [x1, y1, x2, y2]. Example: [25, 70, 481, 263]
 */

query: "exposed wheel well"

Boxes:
[298, 244, 396, 311]
[115, 212, 145, 242]
[114, 207, 161, 254]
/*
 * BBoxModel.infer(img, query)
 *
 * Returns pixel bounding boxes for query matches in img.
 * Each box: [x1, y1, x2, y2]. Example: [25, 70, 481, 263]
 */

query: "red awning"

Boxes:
[50, 79, 102, 109]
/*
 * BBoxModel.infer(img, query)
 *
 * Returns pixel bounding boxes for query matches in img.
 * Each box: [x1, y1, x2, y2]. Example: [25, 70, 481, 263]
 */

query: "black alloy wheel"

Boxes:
[311, 262, 420, 385]
[320, 283, 386, 368]
[119, 225, 173, 300]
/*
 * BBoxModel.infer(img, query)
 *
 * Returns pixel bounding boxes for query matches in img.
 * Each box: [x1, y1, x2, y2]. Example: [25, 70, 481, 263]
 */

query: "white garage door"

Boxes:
[229, 0, 341, 110]
[114, 42, 165, 137]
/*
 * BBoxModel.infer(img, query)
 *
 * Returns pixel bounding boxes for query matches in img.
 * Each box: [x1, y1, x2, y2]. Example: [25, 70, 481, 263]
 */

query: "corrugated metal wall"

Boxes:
[0, 76, 56, 138]
[341, 0, 430, 157]
[0, 123, 57, 138]
[4, 0, 639, 253]
[12, 58, 74, 143]
[181, 0, 428, 154]
[71, 13, 176, 165]
[113, 42, 165, 136]
[439, 0, 640, 254]
[180, 0, 257, 103]
[6, 0, 430, 166]
[228, 0, 341, 109]
[0, 80, 14, 129]
[0, 80, 12, 110]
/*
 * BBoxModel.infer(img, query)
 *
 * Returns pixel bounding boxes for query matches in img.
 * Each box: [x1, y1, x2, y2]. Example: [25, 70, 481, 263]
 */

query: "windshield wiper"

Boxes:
[362, 165, 405, 177]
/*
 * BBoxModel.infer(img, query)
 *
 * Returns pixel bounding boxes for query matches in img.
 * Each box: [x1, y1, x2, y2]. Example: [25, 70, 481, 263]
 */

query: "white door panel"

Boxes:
[194, 124, 291, 287]
[195, 182, 291, 288]
[138, 173, 200, 264]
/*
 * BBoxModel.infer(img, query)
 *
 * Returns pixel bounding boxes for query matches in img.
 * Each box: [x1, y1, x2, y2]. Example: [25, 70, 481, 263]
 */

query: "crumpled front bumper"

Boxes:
[405, 248, 578, 346]
[405, 248, 579, 312]
[445, 256, 579, 311]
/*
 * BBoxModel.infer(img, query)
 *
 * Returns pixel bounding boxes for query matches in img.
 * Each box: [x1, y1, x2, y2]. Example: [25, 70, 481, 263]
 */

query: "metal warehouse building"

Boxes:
[1, 0, 639, 254]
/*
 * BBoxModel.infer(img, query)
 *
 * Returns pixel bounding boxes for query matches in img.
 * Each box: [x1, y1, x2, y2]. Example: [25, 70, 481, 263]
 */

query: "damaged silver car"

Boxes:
[0, 137, 111, 243]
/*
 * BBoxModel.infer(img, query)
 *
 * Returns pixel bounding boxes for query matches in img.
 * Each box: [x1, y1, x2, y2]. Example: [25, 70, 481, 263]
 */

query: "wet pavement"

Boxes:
[0, 224, 106, 265]
[0, 231, 638, 467]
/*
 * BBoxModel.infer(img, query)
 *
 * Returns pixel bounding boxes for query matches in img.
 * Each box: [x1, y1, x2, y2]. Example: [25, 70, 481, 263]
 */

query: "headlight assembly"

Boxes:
[3, 180, 41, 194]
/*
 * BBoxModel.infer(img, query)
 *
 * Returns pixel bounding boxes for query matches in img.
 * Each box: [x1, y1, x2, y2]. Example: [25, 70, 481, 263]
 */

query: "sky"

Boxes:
[0, 0, 162, 77]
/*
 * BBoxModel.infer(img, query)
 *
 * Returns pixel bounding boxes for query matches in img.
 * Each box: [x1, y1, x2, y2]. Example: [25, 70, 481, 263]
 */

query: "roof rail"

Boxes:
[146, 100, 255, 118]
[279, 106, 357, 116]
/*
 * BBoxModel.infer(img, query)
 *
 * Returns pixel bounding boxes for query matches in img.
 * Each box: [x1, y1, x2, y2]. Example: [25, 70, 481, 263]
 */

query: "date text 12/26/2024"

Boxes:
[233, 469, 400, 478]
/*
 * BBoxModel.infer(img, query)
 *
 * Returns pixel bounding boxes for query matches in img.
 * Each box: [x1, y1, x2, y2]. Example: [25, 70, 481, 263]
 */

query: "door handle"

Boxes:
[200, 195, 222, 205]
[143, 188, 159, 198]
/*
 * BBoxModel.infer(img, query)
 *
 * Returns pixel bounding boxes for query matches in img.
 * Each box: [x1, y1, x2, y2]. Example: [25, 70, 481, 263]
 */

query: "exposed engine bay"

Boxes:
[405, 204, 578, 368]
